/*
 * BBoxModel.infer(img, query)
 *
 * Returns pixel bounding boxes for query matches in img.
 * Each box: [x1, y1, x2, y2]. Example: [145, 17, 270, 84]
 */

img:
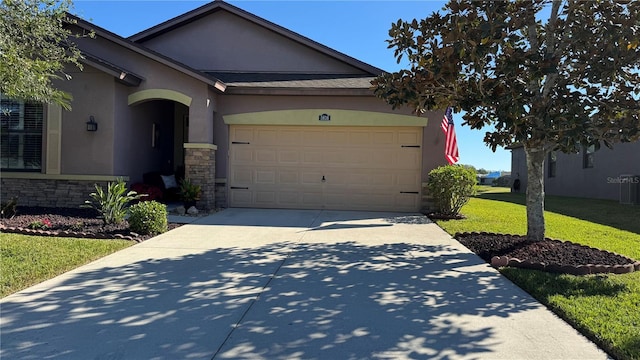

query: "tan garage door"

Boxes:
[229, 125, 422, 212]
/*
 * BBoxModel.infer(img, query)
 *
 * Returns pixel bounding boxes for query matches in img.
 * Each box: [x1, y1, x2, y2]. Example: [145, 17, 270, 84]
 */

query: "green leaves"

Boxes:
[0, 0, 85, 109]
[373, 0, 640, 152]
[426, 165, 477, 216]
[82, 178, 143, 225]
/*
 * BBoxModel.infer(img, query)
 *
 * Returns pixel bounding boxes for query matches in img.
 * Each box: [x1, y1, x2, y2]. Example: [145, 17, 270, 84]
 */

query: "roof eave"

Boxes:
[81, 52, 144, 87]
[224, 87, 375, 96]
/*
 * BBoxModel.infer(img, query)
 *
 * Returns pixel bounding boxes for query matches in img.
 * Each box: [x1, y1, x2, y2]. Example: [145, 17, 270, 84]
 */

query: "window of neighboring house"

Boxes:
[548, 151, 557, 178]
[0, 94, 44, 171]
[583, 145, 595, 169]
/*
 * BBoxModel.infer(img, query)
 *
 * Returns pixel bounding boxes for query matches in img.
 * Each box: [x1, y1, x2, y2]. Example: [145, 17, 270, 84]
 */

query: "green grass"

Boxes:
[0, 234, 133, 298]
[436, 186, 640, 360]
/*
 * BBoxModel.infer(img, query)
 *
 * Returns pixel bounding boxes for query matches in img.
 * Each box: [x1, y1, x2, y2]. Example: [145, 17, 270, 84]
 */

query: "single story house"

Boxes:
[510, 141, 640, 204]
[1, 0, 447, 212]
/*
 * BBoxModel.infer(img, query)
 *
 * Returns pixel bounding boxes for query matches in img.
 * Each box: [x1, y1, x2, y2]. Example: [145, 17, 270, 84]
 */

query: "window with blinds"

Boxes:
[0, 94, 44, 171]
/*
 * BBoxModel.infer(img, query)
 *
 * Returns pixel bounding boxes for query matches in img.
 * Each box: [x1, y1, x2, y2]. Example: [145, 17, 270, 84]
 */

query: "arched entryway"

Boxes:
[125, 90, 191, 202]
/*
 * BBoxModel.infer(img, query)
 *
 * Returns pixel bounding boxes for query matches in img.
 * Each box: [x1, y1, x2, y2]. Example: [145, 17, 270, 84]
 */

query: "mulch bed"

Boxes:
[456, 232, 640, 275]
[0, 206, 181, 242]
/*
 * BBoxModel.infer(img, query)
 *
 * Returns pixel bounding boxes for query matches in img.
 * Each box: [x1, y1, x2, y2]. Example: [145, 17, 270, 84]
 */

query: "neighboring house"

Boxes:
[0, 1, 448, 212]
[510, 141, 640, 203]
[477, 171, 502, 185]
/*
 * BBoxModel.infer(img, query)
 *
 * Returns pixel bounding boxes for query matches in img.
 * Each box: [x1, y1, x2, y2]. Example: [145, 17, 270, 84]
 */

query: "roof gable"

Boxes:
[67, 14, 226, 92]
[129, 1, 384, 76]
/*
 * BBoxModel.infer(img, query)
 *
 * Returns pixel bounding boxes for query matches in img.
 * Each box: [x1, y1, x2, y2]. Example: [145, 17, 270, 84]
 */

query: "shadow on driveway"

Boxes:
[1, 240, 541, 359]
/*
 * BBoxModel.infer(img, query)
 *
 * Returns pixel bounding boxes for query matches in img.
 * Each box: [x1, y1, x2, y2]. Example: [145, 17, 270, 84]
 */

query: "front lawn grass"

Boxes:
[0, 233, 132, 298]
[436, 186, 640, 360]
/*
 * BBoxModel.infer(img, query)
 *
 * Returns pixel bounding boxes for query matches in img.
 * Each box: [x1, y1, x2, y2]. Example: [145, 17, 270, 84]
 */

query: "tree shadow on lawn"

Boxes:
[1, 241, 546, 360]
[500, 268, 629, 298]
[476, 192, 640, 235]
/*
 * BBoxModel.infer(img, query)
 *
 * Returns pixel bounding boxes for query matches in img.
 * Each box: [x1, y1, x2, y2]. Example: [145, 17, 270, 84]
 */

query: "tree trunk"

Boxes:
[524, 145, 546, 242]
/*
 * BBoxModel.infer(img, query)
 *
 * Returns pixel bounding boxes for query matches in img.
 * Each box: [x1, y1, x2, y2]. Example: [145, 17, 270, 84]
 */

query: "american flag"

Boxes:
[441, 107, 459, 165]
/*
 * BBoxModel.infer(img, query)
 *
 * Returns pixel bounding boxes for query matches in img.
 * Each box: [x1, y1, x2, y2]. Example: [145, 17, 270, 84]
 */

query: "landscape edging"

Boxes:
[455, 231, 640, 275]
[0, 223, 140, 242]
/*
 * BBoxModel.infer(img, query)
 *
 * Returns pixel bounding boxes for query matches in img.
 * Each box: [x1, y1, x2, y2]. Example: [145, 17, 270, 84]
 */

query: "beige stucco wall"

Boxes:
[114, 96, 177, 184]
[71, 28, 216, 143]
[214, 94, 445, 182]
[137, 11, 369, 74]
[56, 64, 115, 175]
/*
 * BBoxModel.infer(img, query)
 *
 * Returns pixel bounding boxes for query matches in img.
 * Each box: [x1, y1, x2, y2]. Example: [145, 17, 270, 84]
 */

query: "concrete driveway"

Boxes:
[0, 209, 607, 359]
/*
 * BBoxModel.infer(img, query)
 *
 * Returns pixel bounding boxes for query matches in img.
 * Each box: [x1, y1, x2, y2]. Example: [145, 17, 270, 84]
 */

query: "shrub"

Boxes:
[179, 179, 201, 202]
[128, 201, 168, 235]
[493, 175, 511, 187]
[426, 165, 477, 216]
[82, 178, 142, 225]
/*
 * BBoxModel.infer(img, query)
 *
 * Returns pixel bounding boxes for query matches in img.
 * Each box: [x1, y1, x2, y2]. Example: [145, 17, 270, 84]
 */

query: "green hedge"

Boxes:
[128, 201, 168, 235]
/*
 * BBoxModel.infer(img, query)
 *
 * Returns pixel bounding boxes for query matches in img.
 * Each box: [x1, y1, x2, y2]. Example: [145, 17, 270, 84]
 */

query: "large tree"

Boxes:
[373, 0, 640, 241]
[0, 0, 85, 109]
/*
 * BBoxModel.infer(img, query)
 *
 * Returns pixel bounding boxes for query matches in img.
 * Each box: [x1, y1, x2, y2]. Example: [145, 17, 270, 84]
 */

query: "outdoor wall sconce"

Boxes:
[86, 116, 98, 132]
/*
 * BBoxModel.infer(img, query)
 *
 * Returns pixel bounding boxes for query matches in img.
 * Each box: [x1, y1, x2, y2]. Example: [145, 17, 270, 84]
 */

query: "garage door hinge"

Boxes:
[400, 191, 419, 194]
[232, 141, 250, 144]
[231, 186, 249, 190]
[401, 145, 420, 148]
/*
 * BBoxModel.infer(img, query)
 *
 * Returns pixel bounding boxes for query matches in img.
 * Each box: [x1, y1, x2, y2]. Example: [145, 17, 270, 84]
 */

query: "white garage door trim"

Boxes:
[229, 125, 423, 212]
[224, 109, 429, 127]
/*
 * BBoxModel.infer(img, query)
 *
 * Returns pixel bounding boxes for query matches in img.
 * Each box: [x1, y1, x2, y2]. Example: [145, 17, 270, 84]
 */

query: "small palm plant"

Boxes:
[82, 178, 143, 225]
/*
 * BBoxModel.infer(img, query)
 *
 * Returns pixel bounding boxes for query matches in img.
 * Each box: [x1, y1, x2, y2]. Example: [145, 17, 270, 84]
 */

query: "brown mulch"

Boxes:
[456, 232, 640, 275]
[0, 206, 181, 242]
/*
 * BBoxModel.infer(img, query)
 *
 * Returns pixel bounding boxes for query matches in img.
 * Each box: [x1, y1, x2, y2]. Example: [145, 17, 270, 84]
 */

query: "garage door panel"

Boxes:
[396, 151, 421, 169]
[302, 192, 323, 207]
[398, 131, 421, 145]
[278, 130, 302, 145]
[255, 150, 277, 164]
[373, 131, 395, 144]
[230, 125, 422, 212]
[232, 148, 254, 163]
[302, 150, 323, 165]
[230, 189, 252, 207]
[255, 170, 276, 184]
[231, 167, 253, 184]
[278, 150, 299, 164]
[325, 131, 349, 145]
[278, 171, 299, 185]
[256, 129, 279, 145]
[397, 172, 422, 187]
[344, 150, 371, 166]
[349, 131, 372, 145]
[255, 191, 276, 204]
[233, 128, 255, 143]
[303, 131, 325, 146]
[301, 171, 323, 185]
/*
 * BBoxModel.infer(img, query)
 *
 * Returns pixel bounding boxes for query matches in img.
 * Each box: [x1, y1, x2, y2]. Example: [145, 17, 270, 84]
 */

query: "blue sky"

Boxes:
[71, 0, 512, 172]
